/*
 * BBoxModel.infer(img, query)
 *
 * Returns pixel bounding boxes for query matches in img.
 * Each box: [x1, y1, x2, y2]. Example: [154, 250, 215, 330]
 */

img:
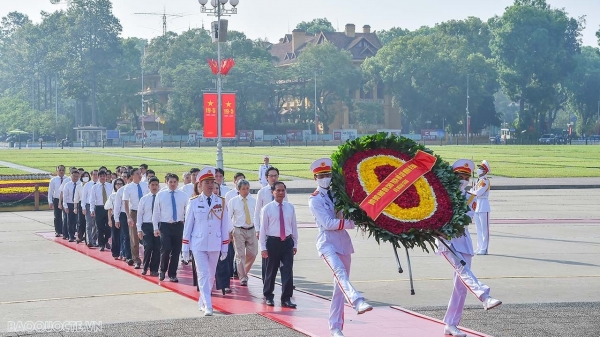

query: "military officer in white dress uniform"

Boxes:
[308, 158, 372, 337]
[258, 156, 271, 187]
[182, 167, 231, 317]
[469, 160, 491, 255]
[436, 159, 502, 337]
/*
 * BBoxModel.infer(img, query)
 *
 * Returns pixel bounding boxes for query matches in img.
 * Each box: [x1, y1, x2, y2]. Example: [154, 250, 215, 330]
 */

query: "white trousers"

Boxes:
[192, 250, 220, 310]
[441, 251, 490, 326]
[322, 251, 363, 331]
[474, 212, 490, 253]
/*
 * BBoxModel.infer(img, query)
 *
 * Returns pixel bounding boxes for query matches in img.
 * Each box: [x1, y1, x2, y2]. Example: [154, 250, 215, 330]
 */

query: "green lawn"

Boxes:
[1, 144, 599, 179]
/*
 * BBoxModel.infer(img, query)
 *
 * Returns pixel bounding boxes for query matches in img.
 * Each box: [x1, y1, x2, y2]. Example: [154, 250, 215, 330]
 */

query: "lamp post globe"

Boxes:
[198, 0, 208, 5]
[229, 0, 239, 6]
[219, 0, 229, 4]
[210, 0, 218, 7]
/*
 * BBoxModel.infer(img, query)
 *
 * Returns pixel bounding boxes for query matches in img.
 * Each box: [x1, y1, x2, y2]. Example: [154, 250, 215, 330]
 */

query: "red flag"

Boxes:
[221, 58, 235, 75]
[221, 93, 236, 138]
[203, 93, 218, 138]
[207, 59, 219, 75]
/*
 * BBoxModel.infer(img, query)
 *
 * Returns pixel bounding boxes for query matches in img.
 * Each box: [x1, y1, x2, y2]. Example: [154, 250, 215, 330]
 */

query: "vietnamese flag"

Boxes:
[203, 93, 218, 138]
[221, 93, 236, 139]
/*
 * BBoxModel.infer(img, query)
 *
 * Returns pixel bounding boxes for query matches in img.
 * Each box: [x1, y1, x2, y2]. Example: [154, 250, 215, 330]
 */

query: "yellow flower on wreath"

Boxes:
[357, 155, 437, 222]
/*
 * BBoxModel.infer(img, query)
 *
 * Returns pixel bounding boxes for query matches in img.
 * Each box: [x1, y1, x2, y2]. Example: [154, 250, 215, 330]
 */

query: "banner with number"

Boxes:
[203, 93, 218, 138]
[221, 93, 236, 139]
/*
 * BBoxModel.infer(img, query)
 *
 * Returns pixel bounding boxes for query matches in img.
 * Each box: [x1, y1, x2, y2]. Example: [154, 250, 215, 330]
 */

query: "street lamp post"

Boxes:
[196, 0, 239, 169]
[314, 70, 318, 142]
[466, 74, 470, 145]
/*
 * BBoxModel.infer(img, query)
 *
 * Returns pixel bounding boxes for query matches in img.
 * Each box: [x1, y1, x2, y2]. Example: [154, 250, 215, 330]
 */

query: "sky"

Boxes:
[1, 0, 598, 46]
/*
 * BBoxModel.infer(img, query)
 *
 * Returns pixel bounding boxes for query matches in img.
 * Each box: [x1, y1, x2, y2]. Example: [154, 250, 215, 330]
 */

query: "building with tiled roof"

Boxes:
[269, 24, 401, 132]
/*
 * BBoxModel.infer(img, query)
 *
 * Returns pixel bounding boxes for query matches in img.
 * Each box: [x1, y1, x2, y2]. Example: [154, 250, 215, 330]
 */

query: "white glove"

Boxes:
[219, 251, 228, 261]
[344, 219, 355, 230]
[182, 243, 190, 263]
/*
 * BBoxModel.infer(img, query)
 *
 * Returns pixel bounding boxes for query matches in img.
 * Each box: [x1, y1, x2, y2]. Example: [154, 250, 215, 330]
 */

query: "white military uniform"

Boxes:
[182, 169, 231, 313]
[258, 161, 271, 187]
[308, 158, 369, 335]
[435, 159, 492, 329]
[469, 160, 491, 254]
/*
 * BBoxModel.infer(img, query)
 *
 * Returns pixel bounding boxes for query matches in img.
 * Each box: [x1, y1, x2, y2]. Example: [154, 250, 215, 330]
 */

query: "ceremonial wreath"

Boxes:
[331, 133, 471, 252]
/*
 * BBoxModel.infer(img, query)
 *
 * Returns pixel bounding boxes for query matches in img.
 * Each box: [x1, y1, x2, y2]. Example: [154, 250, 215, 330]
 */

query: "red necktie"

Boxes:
[279, 203, 286, 240]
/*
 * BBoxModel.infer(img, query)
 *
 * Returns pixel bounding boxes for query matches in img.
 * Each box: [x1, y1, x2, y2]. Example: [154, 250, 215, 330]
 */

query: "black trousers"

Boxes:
[77, 203, 86, 241]
[160, 222, 184, 278]
[66, 203, 77, 240]
[52, 198, 63, 235]
[94, 206, 109, 247]
[142, 223, 161, 272]
[110, 217, 121, 258]
[263, 236, 294, 302]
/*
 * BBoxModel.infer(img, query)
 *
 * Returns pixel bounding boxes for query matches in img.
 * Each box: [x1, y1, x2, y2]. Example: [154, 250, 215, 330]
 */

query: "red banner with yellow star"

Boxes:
[221, 93, 236, 139]
[203, 93, 218, 138]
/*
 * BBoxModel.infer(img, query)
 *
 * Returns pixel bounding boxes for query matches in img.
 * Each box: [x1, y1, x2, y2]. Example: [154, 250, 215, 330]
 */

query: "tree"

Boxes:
[350, 101, 384, 131]
[564, 46, 600, 134]
[489, 0, 582, 134]
[296, 18, 335, 35]
[363, 29, 499, 134]
[292, 43, 361, 133]
[376, 27, 410, 45]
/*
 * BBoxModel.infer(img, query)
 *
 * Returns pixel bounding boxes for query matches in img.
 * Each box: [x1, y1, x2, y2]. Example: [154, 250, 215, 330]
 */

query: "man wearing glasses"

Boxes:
[308, 158, 372, 337]
[122, 168, 149, 269]
[253, 167, 287, 281]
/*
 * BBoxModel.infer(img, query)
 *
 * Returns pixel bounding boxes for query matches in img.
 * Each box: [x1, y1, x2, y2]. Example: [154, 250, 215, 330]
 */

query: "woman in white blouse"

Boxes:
[105, 178, 124, 260]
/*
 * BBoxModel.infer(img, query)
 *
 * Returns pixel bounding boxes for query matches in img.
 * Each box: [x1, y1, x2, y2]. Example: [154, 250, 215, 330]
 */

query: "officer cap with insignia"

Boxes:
[477, 160, 491, 174]
[452, 159, 474, 178]
[197, 167, 216, 183]
[310, 157, 332, 176]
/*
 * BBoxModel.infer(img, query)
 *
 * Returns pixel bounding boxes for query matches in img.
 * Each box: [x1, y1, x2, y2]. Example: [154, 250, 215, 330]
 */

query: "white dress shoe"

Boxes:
[444, 325, 467, 337]
[482, 296, 502, 310]
[355, 299, 373, 314]
[476, 250, 488, 255]
[204, 308, 213, 316]
[330, 328, 345, 337]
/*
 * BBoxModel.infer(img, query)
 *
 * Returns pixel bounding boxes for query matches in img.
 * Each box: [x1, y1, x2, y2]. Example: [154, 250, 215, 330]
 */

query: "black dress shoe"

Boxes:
[68, 239, 74, 242]
[99, 246, 105, 251]
[150, 271, 159, 277]
[63, 237, 69, 240]
[282, 300, 297, 308]
[87, 243, 93, 248]
[76, 239, 81, 244]
[159, 272, 165, 281]
[134, 262, 141, 269]
[265, 299, 275, 307]
[127, 259, 134, 266]
[55, 233, 60, 237]
[169, 277, 179, 282]
[105, 242, 111, 249]
[141, 270, 147, 275]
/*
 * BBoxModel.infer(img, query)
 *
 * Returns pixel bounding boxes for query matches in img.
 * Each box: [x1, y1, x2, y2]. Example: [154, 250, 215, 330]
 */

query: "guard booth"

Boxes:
[74, 126, 107, 147]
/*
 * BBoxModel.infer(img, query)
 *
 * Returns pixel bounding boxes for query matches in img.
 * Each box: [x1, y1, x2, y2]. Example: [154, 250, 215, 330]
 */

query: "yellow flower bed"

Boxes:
[0, 180, 49, 184]
[357, 155, 437, 221]
[0, 186, 49, 194]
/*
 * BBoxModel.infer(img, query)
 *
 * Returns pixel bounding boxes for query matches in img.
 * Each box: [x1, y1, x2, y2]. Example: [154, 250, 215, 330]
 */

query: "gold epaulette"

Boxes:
[190, 195, 199, 200]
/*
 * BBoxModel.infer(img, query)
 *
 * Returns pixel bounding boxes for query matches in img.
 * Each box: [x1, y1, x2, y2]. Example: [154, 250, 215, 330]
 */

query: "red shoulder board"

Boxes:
[311, 189, 319, 196]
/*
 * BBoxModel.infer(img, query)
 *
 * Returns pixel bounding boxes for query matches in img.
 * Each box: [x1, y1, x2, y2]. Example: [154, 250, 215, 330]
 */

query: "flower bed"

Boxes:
[0, 175, 50, 208]
[331, 133, 470, 251]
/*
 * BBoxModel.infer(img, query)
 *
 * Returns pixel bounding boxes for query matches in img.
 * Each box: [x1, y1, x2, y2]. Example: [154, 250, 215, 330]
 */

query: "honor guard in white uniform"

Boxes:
[258, 156, 271, 187]
[436, 159, 501, 337]
[182, 167, 231, 316]
[308, 158, 372, 337]
[470, 160, 491, 255]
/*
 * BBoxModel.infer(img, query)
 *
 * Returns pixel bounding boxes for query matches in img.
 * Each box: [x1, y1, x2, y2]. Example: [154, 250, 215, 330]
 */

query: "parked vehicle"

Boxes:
[538, 134, 555, 144]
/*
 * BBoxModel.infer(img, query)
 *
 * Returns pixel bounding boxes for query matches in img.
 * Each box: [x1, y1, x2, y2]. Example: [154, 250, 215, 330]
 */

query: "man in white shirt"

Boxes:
[179, 168, 200, 198]
[152, 173, 189, 282]
[82, 169, 99, 247]
[62, 170, 81, 242]
[258, 156, 271, 187]
[139, 164, 148, 182]
[48, 165, 67, 237]
[227, 179, 257, 286]
[224, 172, 245, 206]
[260, 182, 298, 308]
[137, 177, 161, 276]
[122, 168, 149, 269]
[215, 168, 231, 196]
[254, 167, 287, 281]
[89, 170, 113, 251]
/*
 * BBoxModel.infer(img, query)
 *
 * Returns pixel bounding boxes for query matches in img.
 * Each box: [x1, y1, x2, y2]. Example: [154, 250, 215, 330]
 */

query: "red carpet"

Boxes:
[39, 232, 491, 337]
